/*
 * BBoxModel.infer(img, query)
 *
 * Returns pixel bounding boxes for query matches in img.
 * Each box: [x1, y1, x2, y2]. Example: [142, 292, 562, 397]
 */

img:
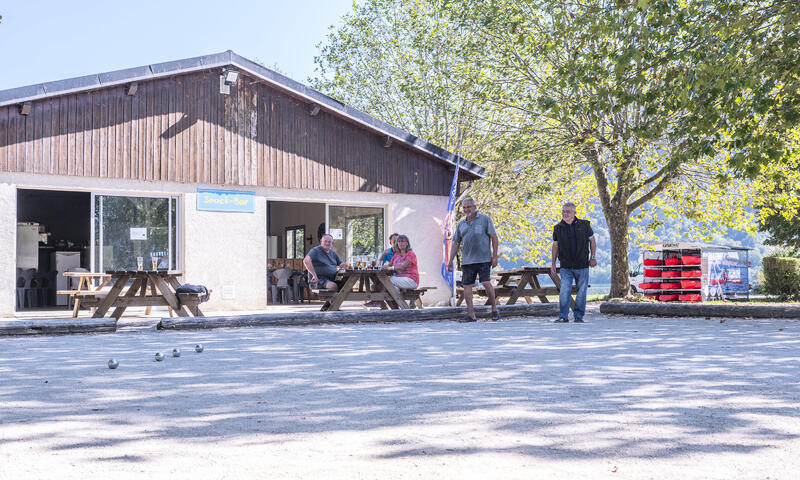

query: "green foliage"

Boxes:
[761, 256, 800, 299]
[755, 127, 800, 248]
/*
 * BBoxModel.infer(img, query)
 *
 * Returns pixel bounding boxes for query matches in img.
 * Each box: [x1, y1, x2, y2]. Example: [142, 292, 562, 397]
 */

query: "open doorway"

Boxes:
[16, 189, 91, 311]
[267, 201, 325, 304]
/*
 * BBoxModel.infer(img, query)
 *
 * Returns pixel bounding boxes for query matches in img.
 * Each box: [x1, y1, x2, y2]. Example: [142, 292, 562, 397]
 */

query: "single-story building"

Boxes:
[0, 51, 484, 315]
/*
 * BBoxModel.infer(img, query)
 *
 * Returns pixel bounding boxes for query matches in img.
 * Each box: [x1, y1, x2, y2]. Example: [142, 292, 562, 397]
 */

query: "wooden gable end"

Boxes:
[0, 70, 454, 195]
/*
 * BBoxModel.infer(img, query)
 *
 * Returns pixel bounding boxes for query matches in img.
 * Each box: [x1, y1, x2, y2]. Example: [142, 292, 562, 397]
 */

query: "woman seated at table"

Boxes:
[383, 234, 419, 290]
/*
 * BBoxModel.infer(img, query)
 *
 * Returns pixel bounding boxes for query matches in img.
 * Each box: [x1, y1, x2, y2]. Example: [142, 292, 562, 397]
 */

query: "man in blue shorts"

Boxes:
[303, 234, 345, 291]
[447, 198, 500, 322]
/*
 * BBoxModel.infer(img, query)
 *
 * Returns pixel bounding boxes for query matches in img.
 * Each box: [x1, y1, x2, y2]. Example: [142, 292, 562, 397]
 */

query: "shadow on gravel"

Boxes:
[1, 316, 798, 462]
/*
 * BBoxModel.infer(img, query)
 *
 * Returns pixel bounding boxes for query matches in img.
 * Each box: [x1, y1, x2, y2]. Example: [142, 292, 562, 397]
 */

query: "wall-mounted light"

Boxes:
[18, 102, 32, 115]
[223, 69, 239, 84]
[219, 68, 239, 95]
[125, 82, 138, 96]
[308, 103, 321, 116]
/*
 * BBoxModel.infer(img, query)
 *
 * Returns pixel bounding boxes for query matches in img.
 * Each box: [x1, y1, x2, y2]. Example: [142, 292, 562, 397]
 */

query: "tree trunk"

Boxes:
[606, 208, 631, 298]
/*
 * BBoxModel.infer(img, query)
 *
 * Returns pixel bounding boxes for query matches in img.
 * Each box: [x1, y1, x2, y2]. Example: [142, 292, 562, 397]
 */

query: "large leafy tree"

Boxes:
[316, 0, 796, 297]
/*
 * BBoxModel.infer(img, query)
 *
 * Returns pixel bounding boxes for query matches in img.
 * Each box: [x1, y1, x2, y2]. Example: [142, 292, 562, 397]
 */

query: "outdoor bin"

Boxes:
[643, 241, 752, 301]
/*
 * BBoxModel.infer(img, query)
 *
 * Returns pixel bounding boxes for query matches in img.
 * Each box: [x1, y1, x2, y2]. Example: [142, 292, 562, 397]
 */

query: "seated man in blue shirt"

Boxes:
[303, 234, 345, 291]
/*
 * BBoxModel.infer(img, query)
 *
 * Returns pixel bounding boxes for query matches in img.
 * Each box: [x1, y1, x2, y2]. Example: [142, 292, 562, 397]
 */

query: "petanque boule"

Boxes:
[172, 348, 181, 357]
[155, 352, 165, 362]
[107, 359, 119, 369]
[194, 344, 204, 353]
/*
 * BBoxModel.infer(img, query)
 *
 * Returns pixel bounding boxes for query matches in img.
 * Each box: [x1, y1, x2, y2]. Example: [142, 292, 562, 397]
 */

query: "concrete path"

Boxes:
[1, 308, 798, 479]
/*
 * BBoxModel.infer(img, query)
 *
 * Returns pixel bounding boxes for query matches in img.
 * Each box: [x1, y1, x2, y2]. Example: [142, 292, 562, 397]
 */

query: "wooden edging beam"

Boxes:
[0, 318, 117, 336]
[600, 301, 800, 319]
[158, 303, 559, 330]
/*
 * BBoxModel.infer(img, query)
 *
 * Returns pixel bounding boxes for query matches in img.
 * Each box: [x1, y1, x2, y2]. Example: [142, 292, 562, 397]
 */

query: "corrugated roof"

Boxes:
[0, 50, 485, 179]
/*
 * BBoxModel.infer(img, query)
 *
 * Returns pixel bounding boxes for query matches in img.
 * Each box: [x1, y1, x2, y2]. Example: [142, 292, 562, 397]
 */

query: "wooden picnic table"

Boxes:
[59, 272, 112, 318]
[457, 266, 581, 306]
[75, 270, 204, 319]
[318, 269, 412, 311]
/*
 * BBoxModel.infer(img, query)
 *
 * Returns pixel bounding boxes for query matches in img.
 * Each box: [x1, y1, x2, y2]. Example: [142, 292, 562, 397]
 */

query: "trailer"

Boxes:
[636, 242, 751, 302]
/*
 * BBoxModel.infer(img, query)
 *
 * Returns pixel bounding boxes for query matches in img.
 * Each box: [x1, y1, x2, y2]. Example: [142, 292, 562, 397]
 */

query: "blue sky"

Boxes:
[0, 0, 355, 91]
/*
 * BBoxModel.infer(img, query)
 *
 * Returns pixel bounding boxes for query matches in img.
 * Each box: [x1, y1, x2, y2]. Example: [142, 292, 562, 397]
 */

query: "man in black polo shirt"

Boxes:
[550, 202, 597, 323]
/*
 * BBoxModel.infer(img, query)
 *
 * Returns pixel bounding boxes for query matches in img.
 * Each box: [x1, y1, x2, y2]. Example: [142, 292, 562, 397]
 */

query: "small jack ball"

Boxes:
[155, 352, 165, 362]
[194, 344, 204, 353]
[108, 359, 119, 369]
[172, 348, 181, 357]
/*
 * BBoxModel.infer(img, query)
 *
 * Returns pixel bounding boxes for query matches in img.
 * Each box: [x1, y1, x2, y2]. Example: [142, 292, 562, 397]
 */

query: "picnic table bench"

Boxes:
[314, 269, 435, 311]
[316, 286, 436, 309]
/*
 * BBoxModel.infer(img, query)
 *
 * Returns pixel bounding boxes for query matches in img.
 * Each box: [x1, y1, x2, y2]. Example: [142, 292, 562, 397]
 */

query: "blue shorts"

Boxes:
[462, 262, 492, 285]
[317, 275, 345, 290]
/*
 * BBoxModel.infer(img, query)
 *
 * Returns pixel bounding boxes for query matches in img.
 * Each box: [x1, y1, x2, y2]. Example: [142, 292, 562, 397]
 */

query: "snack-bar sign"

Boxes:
[197, 189, 255, 212]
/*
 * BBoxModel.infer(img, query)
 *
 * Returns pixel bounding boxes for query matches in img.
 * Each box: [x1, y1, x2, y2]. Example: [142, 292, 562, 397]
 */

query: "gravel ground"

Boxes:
[1, 308, 799, 479]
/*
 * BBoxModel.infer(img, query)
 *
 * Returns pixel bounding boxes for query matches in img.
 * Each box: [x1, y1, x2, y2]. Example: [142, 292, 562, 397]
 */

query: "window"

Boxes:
[93, 194, 178, 271]
[327, 205, 384, 261]
[285, 225, 305, 259]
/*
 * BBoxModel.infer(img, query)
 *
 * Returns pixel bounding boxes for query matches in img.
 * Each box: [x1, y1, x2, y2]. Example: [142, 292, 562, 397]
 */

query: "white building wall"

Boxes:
[0, 181, 16, 316]
[0, 171, 452, 315]
[183, 192, 267, 311]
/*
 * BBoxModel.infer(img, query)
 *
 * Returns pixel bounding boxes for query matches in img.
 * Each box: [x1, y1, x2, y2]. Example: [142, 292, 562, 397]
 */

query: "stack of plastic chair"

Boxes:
[33, 270, 57, 307]
[16, 268, 38, 309]
[15, 268, 24, 309]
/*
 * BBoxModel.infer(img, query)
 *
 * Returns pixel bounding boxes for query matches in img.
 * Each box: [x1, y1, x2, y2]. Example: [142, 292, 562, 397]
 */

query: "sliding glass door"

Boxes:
[92, 194, 178, 272]
[327, 205, 385, 262]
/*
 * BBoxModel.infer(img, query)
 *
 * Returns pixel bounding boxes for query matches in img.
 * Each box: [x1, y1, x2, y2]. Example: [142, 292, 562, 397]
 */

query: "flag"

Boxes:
[441, 156, 460, 289]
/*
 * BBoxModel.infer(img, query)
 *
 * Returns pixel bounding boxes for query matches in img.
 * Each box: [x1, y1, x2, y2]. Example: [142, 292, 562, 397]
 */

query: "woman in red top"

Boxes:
[385, 234, 419, 289]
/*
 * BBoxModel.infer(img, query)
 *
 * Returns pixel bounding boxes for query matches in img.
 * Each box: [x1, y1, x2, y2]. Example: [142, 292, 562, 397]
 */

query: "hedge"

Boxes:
[762, 256, 800, 298]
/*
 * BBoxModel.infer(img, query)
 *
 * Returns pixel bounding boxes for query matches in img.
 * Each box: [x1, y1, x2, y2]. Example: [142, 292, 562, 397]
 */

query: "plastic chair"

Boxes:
[294, 271, 311, 304]
[273, 268, 293, 304]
